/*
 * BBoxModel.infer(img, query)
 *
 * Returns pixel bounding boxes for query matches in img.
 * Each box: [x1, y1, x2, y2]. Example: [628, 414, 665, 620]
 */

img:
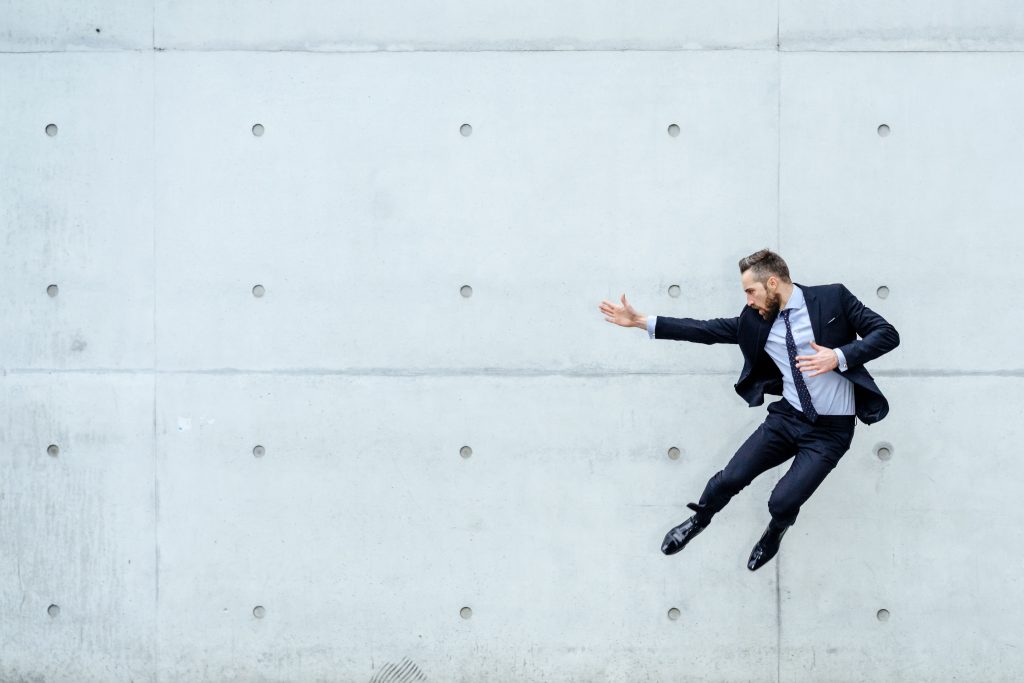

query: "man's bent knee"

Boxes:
[767, 494, 799, 527]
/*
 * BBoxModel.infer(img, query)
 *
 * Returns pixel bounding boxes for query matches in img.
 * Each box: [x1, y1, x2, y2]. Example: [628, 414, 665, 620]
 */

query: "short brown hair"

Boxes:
[738, 249, 791, 284]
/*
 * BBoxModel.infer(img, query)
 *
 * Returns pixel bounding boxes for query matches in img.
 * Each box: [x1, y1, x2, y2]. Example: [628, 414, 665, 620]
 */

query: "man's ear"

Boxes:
[767, 276, 777, 290]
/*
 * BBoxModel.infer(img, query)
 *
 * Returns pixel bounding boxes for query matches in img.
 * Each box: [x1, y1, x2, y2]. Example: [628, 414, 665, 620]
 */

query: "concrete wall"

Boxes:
[1, 2, 1022, 682]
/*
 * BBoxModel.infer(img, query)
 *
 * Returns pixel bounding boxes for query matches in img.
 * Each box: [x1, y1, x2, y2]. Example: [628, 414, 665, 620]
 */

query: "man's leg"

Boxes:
[662, 406, 801, 557]
[691, 412, 799, 525]
[747, 419, 855, 570]
[766, 422, 855, 529]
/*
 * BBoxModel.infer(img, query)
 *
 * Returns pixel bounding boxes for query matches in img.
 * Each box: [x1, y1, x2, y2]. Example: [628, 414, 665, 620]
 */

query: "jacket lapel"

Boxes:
[795, 282, 822, 342]
[754, 308, 776, 351]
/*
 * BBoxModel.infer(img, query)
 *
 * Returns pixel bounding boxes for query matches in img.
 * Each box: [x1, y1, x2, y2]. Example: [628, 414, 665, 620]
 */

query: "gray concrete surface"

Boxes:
[1, 2, 1022, 682]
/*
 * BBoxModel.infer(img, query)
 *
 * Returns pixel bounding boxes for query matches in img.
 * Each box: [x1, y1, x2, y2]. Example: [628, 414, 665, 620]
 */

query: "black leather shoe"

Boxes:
[661, 503, 710, 556]
[747, 523, 788, 571]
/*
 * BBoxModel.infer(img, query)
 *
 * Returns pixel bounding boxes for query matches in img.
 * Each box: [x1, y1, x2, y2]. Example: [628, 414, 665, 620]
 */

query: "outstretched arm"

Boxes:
[652, 314, 740, 345]
[598, 294, 739, 345]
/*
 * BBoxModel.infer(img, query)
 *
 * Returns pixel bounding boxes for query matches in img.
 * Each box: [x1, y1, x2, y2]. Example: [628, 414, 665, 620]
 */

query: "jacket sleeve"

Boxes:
[835, 284, 900, 369]
[653, 315, 740, 345]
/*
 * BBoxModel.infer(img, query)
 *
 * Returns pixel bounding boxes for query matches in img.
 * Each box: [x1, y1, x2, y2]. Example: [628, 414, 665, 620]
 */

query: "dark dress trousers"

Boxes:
[653, 282, 900, 527]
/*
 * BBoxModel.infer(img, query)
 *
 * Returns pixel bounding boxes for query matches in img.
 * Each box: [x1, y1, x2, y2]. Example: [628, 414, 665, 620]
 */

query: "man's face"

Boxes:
[741, 271, 780, 320]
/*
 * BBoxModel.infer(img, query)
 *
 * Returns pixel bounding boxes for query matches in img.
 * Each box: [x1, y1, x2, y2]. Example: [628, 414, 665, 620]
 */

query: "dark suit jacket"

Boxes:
[654, 282, 900, 425]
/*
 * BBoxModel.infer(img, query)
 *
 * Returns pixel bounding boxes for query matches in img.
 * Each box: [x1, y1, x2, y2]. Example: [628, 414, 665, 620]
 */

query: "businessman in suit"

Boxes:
[598, 249, 899, 570]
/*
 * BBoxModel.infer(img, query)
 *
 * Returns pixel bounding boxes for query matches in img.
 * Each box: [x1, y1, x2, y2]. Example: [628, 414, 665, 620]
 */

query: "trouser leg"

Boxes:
[767, 423, 855, 528]
[692, 414, 797, 524]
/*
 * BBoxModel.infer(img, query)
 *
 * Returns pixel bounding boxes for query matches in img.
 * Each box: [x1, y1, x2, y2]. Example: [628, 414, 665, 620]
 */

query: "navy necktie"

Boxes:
[781, 308, 818, 422]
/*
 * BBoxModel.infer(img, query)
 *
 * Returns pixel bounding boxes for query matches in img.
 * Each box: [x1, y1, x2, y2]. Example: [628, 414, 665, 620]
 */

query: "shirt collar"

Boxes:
[782, 284, 805, 312]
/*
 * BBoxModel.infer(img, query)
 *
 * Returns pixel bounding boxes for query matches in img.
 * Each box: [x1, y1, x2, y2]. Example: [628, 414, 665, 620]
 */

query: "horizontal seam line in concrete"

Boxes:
[2, 47, 776, 54]
[0, 368, 1018, 377]
[3, 47, 1024, 54]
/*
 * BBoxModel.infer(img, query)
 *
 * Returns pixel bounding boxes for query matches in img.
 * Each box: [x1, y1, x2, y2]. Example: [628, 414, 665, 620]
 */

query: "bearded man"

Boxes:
[598, 249, 900, 570]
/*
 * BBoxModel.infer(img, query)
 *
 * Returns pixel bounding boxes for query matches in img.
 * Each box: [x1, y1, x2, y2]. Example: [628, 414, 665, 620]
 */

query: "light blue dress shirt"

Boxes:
[647, 285, 855, 416]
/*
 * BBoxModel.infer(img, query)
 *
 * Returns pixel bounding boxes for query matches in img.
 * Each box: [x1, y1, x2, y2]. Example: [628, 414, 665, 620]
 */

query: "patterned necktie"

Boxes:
[781, 308, 818, 422]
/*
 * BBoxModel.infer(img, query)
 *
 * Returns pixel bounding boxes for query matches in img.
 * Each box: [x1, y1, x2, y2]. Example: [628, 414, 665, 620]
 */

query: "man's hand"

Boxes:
[795, 342, 839, 377]
[599, 294, 645, 329]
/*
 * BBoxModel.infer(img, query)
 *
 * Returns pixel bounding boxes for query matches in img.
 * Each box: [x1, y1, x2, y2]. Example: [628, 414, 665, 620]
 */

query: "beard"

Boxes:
[757, 289, 782, 320]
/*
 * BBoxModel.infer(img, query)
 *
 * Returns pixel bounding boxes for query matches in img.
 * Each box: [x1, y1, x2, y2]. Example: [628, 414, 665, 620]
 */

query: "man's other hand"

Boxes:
[796, 342, 839, 377]
[599, 294, 644, 329]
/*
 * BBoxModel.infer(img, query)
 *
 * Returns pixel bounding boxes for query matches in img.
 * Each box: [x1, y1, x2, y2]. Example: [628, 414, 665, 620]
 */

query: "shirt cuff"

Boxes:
[646, 315, 656, 339]
[834, 347, 848, 372]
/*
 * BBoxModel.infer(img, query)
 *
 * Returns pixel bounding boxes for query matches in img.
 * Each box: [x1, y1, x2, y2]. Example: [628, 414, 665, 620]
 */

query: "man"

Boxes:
[597, 249, 899, 571]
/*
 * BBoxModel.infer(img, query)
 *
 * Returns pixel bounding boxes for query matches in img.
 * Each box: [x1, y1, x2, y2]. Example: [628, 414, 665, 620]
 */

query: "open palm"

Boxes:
[598, 294, 640, 328]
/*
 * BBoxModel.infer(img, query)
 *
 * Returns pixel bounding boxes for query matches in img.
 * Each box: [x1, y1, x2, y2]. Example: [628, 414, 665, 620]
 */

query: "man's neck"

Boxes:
[778, 282, 795, 310]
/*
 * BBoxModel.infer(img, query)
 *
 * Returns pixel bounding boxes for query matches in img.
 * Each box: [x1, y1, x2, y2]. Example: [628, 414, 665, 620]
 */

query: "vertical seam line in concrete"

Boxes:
[776, 555, 782, 683]
[151, 44, 160, 683]
[776, 8, 782, 253]
[775, 12, 783, 683]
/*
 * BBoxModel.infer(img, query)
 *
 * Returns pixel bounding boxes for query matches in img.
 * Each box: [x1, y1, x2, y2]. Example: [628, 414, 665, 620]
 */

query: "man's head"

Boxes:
[738, 249, 792, 320]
